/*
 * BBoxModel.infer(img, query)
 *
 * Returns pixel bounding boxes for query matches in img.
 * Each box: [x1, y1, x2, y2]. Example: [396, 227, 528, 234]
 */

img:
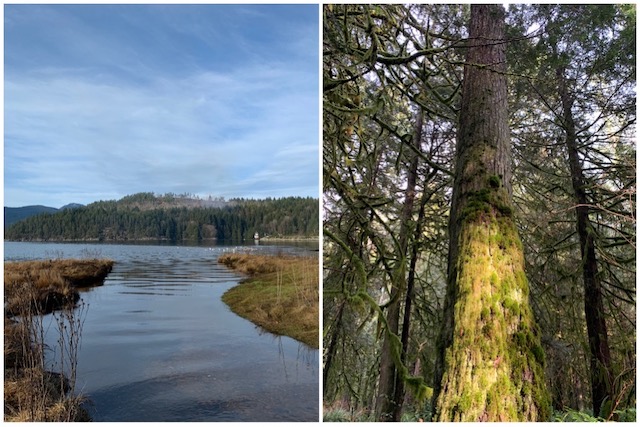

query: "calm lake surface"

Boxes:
[4, 241, 319, 422]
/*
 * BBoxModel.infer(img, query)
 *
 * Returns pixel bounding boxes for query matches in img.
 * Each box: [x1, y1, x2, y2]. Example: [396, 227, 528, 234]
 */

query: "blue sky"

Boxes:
[4, 4, 319, 208]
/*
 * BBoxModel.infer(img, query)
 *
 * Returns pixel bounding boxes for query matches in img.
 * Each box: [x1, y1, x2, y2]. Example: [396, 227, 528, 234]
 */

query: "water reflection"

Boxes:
[83, 337, 318, 422]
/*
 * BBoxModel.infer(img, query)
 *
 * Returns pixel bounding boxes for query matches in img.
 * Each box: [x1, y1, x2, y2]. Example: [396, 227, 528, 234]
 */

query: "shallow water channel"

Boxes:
[4, 242, 319, 422]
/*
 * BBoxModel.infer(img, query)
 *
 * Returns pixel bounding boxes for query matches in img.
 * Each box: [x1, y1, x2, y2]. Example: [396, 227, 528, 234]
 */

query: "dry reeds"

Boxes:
[4, 297, 90, 421]
[4, 258, 111, 421]
[5, 259, 114, 290]
[218, 253, 288, 275]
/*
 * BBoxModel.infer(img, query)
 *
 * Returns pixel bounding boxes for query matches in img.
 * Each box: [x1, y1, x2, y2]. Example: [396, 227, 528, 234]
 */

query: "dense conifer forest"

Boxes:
[323, 4, 635, 422]
[5, 193, 319, 242]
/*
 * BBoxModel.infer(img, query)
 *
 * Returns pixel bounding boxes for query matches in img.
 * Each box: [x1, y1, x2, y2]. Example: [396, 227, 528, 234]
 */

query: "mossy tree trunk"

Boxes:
[431, 5, 551, 421]
[557, 67, 613, 418]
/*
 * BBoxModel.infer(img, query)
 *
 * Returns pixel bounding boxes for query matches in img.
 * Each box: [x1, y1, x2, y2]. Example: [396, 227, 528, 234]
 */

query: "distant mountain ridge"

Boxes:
[5, 205, 60, 228]
[4, 193, 224, 228]
[116, 192, 230, 211]
[4, 203, 85, 228]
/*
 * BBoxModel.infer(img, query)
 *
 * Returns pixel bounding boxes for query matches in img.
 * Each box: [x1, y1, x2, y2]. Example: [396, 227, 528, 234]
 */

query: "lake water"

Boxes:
[4, 241, 319, 422]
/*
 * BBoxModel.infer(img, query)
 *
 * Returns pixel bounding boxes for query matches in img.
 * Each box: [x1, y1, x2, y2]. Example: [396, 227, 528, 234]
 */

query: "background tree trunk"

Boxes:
[375, 110, 423, 421]
[432, 5, 550, 421]
[323, 300, 345, 393]
[557, 68, 613, 418]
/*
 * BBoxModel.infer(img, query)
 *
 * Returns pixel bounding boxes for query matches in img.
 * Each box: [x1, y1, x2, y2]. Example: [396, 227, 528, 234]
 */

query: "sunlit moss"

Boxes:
[434, 208, 551, 421]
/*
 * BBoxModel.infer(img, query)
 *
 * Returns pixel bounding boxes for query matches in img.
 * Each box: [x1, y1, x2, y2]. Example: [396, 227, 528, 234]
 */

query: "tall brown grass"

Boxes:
[4, 259, 113, 315]
[5, 258, 114, 290]
[219, 253, 319, 348]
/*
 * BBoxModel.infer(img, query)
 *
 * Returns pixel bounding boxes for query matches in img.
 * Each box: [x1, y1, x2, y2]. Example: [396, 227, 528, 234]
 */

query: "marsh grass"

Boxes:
[4, 259, 113, 315]
[218, 253, 319, 348]
[4, 258, 112, 421]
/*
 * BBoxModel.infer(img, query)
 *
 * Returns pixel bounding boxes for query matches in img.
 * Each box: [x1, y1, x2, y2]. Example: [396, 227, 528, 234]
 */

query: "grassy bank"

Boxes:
[4, 258, 113, 421]
[5, 259, 114, 316]
[218, 253, 319, 348]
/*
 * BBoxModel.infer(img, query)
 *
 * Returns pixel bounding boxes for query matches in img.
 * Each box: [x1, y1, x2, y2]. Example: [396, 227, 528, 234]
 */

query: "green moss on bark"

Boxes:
[434, 211, 551, 421]
[460, 185, 514, 223]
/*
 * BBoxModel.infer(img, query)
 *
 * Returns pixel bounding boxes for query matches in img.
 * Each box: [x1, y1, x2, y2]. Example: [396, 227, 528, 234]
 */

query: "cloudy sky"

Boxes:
[4, 4, 319, 208]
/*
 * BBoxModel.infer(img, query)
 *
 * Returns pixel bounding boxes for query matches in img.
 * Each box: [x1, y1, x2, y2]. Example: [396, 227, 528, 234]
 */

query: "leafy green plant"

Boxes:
[401, 409, 430, 422]
[553, 407, 637, 422]
[553, 408, 602, 422]
[613, 408, 636, 422]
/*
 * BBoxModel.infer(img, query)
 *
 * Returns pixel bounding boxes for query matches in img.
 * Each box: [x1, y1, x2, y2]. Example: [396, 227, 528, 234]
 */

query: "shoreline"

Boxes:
[218, 252, 319, 349]
[4, 236, 319, 244]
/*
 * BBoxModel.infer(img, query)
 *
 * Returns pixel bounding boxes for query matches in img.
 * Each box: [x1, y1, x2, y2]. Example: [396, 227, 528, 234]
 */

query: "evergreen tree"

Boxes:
[431, 5, 550, 421]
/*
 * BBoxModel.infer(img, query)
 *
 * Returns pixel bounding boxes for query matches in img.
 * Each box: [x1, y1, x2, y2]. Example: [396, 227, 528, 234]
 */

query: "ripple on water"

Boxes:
[5, 242, 319, 422]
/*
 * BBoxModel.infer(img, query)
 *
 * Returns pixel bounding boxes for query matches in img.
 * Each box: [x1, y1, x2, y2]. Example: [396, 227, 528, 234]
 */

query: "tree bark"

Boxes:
[557, 67, 613, 418]
[323, 299, 345, 394]
[392, 111, 427, 421]
[432, 5, 550, 421]
[375, 110, 423, 422]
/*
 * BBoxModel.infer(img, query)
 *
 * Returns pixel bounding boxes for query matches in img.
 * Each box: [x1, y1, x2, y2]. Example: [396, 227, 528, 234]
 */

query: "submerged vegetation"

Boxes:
[219, 253, 319, 348]
[4, 258, 113, 421]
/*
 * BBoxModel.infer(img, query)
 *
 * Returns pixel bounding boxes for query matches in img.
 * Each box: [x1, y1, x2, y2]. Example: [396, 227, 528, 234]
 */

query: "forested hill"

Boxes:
[5, 193, 319, 242]
[5, 203, 85, 228]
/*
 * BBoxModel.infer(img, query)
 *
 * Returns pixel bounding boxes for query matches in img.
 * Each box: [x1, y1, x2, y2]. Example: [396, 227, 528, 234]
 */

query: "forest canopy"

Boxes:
[5, 193, 319, 242]
[323, 4, 635, 422]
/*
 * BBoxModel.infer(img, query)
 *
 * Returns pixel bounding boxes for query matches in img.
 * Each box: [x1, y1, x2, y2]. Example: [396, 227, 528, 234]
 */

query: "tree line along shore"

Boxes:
[5, 193, 319, 243]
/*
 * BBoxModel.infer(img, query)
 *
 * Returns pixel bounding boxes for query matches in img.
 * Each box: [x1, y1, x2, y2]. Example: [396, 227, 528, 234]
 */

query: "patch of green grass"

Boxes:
[323, 407, 352, 422]
[219, 253, 319, 348]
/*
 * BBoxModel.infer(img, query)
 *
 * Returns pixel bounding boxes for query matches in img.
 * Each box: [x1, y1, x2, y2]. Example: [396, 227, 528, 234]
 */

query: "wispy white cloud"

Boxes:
[4, 4, 318, 207]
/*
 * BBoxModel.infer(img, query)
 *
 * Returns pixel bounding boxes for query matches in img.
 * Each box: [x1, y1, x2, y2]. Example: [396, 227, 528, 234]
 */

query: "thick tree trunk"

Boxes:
[432, 5, 550, 421]
[375, 110, 423, 422]
[557, 68, 613, 418]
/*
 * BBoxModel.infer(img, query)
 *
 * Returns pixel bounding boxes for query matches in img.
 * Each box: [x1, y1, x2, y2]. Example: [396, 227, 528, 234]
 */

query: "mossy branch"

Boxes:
[324, 227, 431, 403]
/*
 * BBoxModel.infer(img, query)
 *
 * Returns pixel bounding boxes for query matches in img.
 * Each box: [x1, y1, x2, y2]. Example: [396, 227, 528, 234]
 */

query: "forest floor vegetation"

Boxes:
[218, 252, 318, 348]
[322, 403, 637, 422]
[4, 258, 113, 421]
